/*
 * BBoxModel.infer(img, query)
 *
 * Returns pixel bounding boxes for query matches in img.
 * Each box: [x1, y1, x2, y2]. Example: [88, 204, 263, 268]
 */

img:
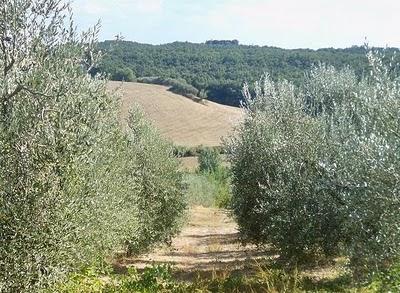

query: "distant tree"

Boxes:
[198, 89, 208, 99]
[112, 67, 135, 81]
[206, 39, 239, 46]
[95, 40, 400, 107]
[137, 76, 200, 98]
[206, 83, 243, 106]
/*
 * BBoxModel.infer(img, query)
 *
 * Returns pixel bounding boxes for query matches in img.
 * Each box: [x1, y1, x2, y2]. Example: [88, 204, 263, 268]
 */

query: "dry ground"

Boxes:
[114, 206, 277, 280]
[107, 81, 344, 284]
[114, 207, 344, 282]
[178, 156, 199, 172]
[107, 81, 244, 147]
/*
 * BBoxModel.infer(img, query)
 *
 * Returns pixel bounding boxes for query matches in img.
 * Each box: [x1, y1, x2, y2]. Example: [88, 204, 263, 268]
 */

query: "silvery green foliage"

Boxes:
[124, 109, 185, 255]
[0, 1, 185, 291]
[227, 52, 400, 274]
[227, 74, 345, 259]
[332, 52, 400, 273]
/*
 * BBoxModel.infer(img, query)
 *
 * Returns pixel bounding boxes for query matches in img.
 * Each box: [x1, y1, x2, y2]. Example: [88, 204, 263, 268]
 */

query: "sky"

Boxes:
[71, 0, 400, 49]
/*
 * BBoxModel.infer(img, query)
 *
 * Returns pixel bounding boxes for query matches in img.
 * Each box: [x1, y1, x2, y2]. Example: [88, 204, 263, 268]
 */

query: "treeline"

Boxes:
[94, 40, 399, 106]
[136, 76, 206, 101]
[205, 39, 239, 46]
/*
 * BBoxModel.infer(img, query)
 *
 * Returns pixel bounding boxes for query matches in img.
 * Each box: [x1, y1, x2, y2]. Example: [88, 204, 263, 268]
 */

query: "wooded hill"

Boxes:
[95, 40, 399, 106]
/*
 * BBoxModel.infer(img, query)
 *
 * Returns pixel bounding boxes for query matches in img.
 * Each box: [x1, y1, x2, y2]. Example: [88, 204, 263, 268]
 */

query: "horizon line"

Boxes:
[98, 39, 400, 51]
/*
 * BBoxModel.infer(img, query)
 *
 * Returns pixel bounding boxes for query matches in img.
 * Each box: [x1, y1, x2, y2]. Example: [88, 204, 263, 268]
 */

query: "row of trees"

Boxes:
[2, 1, 399, 290]
[205, 40, 240, 46]
[136, 76, 205, 100]
[0, 1, 185, 292]
[227, 51, 400, 278]
[94, 40, 400, 106]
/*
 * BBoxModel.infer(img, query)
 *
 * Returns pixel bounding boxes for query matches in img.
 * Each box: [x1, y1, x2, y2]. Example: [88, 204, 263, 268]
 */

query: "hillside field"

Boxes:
[107, 81, 244, 147]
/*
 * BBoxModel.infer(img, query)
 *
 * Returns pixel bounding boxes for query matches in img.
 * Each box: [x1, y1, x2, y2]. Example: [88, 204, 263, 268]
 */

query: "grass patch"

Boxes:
[183, 173, 218, 207]
[183, 167, 231, 209]
[174, 145, 225, 158]
[51, 263, 382, 292]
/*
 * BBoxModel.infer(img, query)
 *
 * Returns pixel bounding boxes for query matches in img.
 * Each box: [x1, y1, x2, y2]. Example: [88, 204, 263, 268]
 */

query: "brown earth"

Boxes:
[114, 206, 277, 280]
[113, 206, 344, 282]
[178, 156, 199, 172]
[107, 81, 343, 283]
[107, 81, 244, 147]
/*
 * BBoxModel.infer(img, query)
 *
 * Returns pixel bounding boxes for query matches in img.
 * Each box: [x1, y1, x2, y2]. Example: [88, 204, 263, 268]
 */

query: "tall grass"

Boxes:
[183, 149, 232, 208]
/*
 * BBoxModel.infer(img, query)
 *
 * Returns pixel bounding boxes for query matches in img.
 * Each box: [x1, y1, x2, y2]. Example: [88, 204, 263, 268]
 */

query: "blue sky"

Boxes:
[72, 0, 400, 49]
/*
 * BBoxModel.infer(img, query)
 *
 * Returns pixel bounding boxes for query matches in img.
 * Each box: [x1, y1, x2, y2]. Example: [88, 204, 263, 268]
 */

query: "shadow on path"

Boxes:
[113, 206, 279, 280]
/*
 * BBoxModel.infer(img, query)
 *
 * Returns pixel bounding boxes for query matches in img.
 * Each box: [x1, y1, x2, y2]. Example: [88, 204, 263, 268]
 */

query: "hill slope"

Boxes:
[97, 41, 399, 106]
[107, 81, 243, 147]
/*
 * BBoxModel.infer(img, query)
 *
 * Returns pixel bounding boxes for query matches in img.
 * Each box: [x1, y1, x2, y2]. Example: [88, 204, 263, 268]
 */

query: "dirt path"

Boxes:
[114, 206, 277, 279]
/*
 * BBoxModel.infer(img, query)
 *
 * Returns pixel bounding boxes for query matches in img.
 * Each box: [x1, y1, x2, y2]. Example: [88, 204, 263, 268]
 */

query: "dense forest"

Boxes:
[95, 40, 399, 106]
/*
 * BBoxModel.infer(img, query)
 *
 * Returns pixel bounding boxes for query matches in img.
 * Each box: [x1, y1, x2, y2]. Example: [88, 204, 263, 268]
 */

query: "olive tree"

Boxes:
[0, 1, 185, 291]
[227, 74, 348, 259]
[124, 109, 185, 255]
[227, 52, 400, 276]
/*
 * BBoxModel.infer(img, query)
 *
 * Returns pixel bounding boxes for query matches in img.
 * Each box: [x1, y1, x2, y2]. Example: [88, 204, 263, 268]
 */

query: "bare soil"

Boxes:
[113, 206, 344, 282]
[178, 156, 199, 172]
[114, 206, 277, 280]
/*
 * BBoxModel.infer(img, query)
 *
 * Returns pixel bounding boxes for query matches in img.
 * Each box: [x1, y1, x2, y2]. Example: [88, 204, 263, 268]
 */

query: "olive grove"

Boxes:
[227, 51, 400, 277]
[0, 1, 185, 291]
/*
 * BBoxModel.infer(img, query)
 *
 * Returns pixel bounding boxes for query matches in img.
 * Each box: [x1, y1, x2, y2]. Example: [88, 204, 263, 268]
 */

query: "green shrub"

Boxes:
[112, 67, 135, 82]
[121, 266, 179, 292]
[213, 180, 231, 209]
[137, 76, 201, 99]
[369, 262, 400, 292]
[207, 167, 232, 209]
[198, 89, 208, 99]
[0, 1, 185, 291]
[227, 51, 400, 275]
[52, 265, 180, 293]
[136, 76, 160, 84]
[170, 81, 199, 97]
[173, 145, 224, 158]
[198, 148, 221, 173]
[195, 149, 232, 208]
[51, 266, 112, 293]
[54, 264, 305, 293]
[172, 145, 197, 157]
